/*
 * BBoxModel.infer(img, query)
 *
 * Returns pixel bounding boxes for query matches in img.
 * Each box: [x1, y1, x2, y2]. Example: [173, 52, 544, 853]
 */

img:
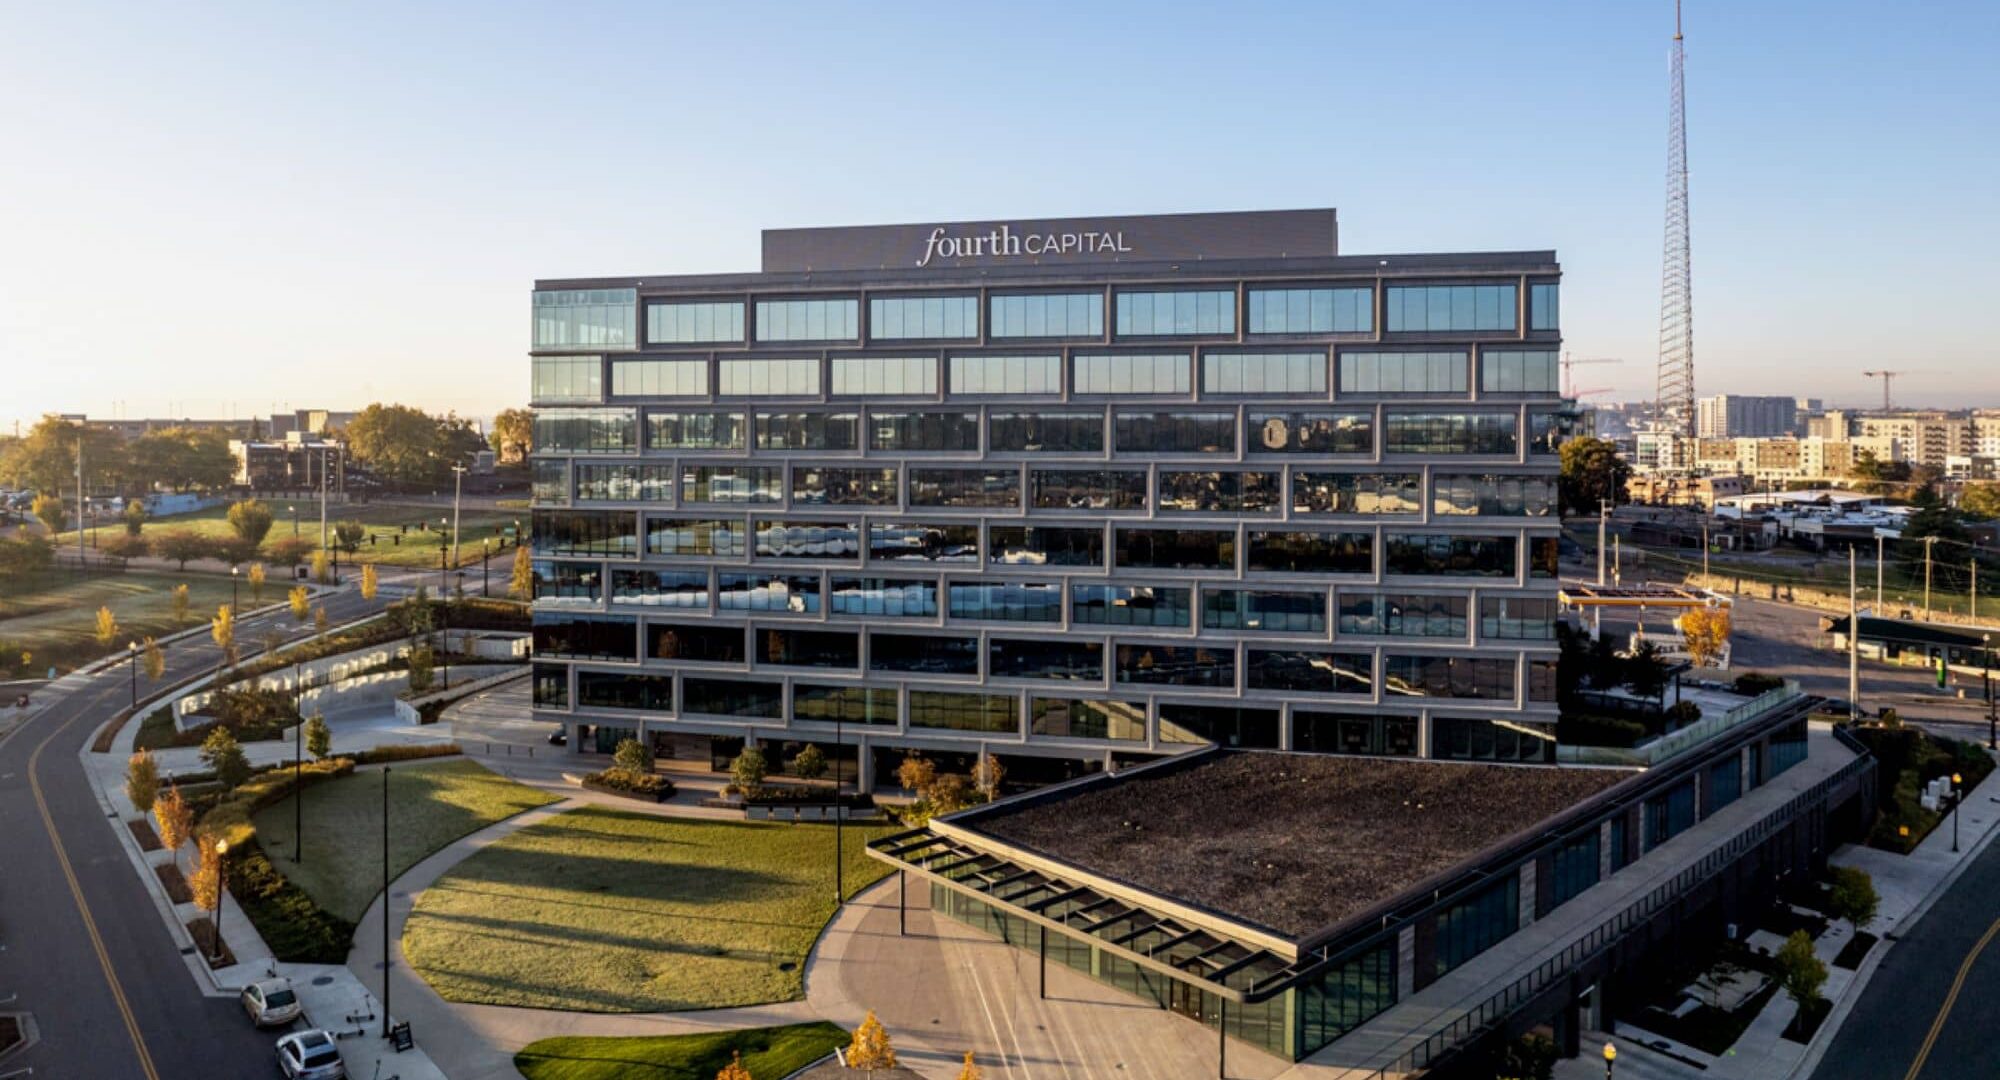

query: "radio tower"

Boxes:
[1655, 1, 1696, 437]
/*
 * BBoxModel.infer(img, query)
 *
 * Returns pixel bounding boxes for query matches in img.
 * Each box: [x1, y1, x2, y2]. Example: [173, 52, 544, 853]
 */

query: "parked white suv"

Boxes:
[241, 977, 303, 1027]
[275, 1030, 346, 1079]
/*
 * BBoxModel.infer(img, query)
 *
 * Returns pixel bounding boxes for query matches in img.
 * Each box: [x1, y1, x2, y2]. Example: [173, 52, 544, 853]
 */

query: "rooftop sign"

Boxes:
[762, 209, 1337, 273]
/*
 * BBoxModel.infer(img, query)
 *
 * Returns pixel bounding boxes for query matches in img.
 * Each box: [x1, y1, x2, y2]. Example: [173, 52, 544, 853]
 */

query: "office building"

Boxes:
[1695, 394, 1798, 439]
[527, 210, 1566, 784]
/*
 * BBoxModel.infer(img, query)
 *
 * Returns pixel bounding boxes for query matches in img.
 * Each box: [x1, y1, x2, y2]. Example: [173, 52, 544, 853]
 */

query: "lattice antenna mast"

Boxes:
[1655, 0, 1696, 437]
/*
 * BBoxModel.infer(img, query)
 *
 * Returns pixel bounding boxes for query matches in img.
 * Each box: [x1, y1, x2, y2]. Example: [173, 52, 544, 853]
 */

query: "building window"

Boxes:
[1071, 584, 1190, 628]
[831, 357, 938, 396]
[1431, 474, 1558, 516]
[1338, 351, 1470, 395]
[990, 292, 1104, 338]
[1158, 471, 1280, 514]
[867, 521, 977, 563]
[908, 467, 1020, 509]
[756, 412, 860, 451]
[1246, 530, 1372, 575]
[951, 355, 1063, 395]
[718, 358, 821, 396]
[1202, 589, 1327, 633]
[612, 359, 710, 397]
[988, 638, 1103, 680]
[1384, 534, 1518, 577]
[1770, 720, 1808, 777]
[989, 411, 1103, 453]
[909, 690, 1016, 733]
[1433, 875, 1519, 978]
[610, 569, 708, 608]
[1030, 469, 1147, 511]
[531, 460, 567, 504]
[989, 526, 1105, 568]
[681, 677, 781, 719]
[1247, 286, 1374, 335]
[1292, 712, 1419, 757]
[1383, 412, 1519, 455]
[1708, 756, 1742, 813]
[648, 623, 746, 664]
[869, 295, 978, 340]
[948, 581, 1062, 623]
[533, 288, 636, 350]
[646, 300, 745, 344]
[533, 356, 603, 403]
[1247, 648, 1372, 694]
[532, 663, 569, 709]
[1383, 655, 1517, 699]
[1202, 352, 1328, 395]
[1481, 350, 1560, 394]
[531, 615, 636, 661]
[871, 633, 980, 675]
[1528, 410, 1571, 456]
[1609, 816, 1631, 872]
[644, 518, 746, 558]
[1246, 411, 1374, 455]
[1115, 644, 1235, 688]
[1114, 528, 1236, 571]
[533, 510, 639, 558]
[1074, 354, 1192, 395]
[1114, 290, 1236, 336]
[792, 466, 898, 507]
[646, 411, 746, 450]
[1340, 593, 1470, 638]
[1529, 659, 1558, 703]
[1385, 284, 1517, 333]
[681, 465, 782, 504]
[752, 519, 861, 560]
[1297, 943, 1397, 1056]
[533, 408, 638, 453]
[1529, 283, 1559, 331]
[1645, 781, 1699, 846]
[574, 464, 674, 502]
[870, 411, 980, 452]
[1550, 832, 1601, 907]
[1113, 411, 1234, 453]
[1292, 472, 1423, 515]
[1479, 596, 1557, 640]
[1157, 703, 1278, 747]
[757, 628, 860, 669]
[756, 297, 858, 342]
[531, 560, 602, 604]
[577, 672, 674, 712]
[792, 683, 898, 726]
[829, 576, 938, 618]
[1031, 698, 1146, 741]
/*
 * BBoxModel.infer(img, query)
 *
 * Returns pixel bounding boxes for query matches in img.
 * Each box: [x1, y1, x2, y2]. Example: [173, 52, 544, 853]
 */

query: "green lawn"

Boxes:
[403, 807, 896, 1012]
[64, 502, 522, 569]
[0, 569, 237, 675]
[253, 758, 560, 921]
[514, 1022, 848, 1080]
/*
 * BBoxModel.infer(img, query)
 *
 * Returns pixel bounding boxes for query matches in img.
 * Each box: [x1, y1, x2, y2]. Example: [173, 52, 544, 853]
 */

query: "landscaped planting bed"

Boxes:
[514, 1022, 850, 1080]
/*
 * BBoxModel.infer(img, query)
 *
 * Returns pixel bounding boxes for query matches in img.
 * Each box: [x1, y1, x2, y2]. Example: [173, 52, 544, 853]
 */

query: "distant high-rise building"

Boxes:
[1696, 394, 1798, 439]
[1806, 409, 1853, 440]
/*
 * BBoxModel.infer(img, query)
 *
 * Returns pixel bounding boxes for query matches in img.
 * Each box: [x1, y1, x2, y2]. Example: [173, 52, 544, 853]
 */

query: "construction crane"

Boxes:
[1561, 353, 1622, 398]
[1861, 369, 1937, 410]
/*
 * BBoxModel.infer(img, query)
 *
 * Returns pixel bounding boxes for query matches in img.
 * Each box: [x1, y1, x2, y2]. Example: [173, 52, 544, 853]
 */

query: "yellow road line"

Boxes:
[25, 701, 163, 1080]
[1902, 912, 2000, 1080]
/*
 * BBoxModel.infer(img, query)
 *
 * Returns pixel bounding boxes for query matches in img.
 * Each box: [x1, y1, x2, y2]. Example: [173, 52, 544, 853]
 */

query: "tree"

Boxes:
[731, 745, 769, 792]
[845, 1011, 898, 1072]
[896, 753, 936, 795]
[142, 637, 165, 680]
[1898, 491, 1975, 587]
[170, 583, 191, 626]
[613, 737, 654, 776]
[265, 535, 317, 568]
[714, 1050, 753, 1080]
[1826, 866, 1879, 931]
[94, 605, 119, 648]
[125, 749, 160, 814]
[304, 713, 332, 761]
[226, 498, 275, 547]
[288, 585, 310, 622]
[100, 532, 150, 561]
[154, 784, 193, 868]
[247, 562, 267, 604]
[190, 840, 223, 915]
[32, 493, 64, 535]
[956, 1051, 984, 1080]
[928, 774, 976, 815]
[0, 417, 126, 496]
[360, 563, 379, 601]
[346, 403, 446, 485]
[407, 643, 436, 693]
[314, 605, 329, 637]
[311, 549, 332, 585]
[211, 604, 235, 655]
[491, 408, 533, 465]
[1679, 607, 1731, 668]
[213, 536, 261, 568]
[333, 520, 365, 554]
[201, 727, 251, 790]
[1625, 641, 1671, 703]
[155, 530, 212, 570]
[1559, 436, 1631, 516]
[1960, 483, 2000, 521]
[792, 743, 828, 781]
[122, 499, 149, 536]
[436, 412, 490, 472]
[1774, 929, 1827, 1019]
[972, 750, 1006, 802]
[510, 543, 533, 600]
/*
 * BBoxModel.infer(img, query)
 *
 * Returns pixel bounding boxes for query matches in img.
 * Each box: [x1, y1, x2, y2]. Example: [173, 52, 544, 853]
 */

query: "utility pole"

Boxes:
[450, 463, 467, 571]
[1702, 522, 1711, 583]
[1850, 548, 1861, 722]
[1595, 499, 1609, 640]
[59, 413, 87, 570]
[1974, 559, 1980, 623]
[1925, 536, 1938, 621]
[1877, 533, 1886, 612]
[319, 446, 330, 558]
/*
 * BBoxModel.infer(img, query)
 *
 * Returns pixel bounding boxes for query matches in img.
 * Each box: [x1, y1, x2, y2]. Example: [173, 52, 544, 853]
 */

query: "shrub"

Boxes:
[125, 749, 160, 814]
[265, 535, 317, 568]
[1775, 929, 1827, 1013]
[407, 643, 435, 693]
[197, 756, 356, 853]
[1733, 671, 1786, 696]
[791, 743, 827, 781]
[612, 737, 654, 775]
[1827, 866, 1879, 930]
[101, 532, 151, 560]
[731, 746, 769, 791]
[154, 530, 212, 570]
[582, 769, 675, 801]
[226, 839, 356, 963]
[201, 728, 251, 790]
[226, 498, 274, 547]
[352, 742, 461, 765]
[1665, 700, 1703, 728]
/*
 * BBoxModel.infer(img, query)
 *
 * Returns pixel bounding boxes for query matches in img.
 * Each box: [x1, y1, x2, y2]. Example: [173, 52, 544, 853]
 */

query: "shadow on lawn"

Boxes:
[432, 846, 798, 906]
[418, 879, 824, 933]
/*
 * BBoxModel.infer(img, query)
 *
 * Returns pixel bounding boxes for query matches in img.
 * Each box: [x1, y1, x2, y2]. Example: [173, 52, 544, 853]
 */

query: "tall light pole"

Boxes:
[382, 766, 393, 1039]
[1877, 533, 1886, 611]
[128, 640, 139, 710]
[1985, 632, 1994, 750]
[1849, 549, 1860, 722]
[319, 446, 330, 556]
[289, 504, 299, 537]
[1924, 536, 1938, 621]
[1951, 772, 1963, 853]
[1604, 1041, 1617, 1080]
[212, 838, 230, 963]
[834, 710, 844, 906]
[230, 564, 240, 614]
[58, 413, 86, 570]
[450, 463, 467, 572]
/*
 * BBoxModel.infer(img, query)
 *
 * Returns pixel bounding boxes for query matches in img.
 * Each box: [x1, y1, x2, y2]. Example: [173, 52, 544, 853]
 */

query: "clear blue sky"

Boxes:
[1, 0, 1994, 434]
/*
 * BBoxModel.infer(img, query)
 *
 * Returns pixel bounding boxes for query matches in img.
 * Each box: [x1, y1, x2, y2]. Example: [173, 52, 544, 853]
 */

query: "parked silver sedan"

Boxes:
[275, 1029, 346, 1079]
[241, 977, 303, 1027]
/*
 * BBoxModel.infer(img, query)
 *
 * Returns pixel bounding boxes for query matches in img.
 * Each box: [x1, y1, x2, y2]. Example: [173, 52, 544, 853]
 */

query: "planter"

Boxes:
[581, 771, 675, 803]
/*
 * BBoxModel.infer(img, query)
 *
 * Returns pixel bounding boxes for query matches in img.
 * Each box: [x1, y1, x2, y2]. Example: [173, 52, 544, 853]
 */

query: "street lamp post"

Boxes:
[212, 838, 230, 963]
[834, 711, 844, 906]
[290, 504, 298, 537]
[1952, 772, 1964, 853]
[127, 640, 139, 710]
[230, 564, 240, 614]
[482, 538, 491, 597]
[450, 463, 467, 571]
[382, 766, 392, 1039]
[296, 656, 307, 865]
[438, 516, 450, 595]
[1987, 633, 1996, 750]
[1604, 1042, 1617, 1080]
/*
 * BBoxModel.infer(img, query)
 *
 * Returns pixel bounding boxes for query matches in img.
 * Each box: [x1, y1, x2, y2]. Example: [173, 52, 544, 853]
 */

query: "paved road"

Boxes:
[0, 587, 386, 1079]
[1813, 826, 2000, 1080]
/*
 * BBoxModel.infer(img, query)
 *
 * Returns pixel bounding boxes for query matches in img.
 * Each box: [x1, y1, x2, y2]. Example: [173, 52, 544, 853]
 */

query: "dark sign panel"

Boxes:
[763, 209, 1337, 273]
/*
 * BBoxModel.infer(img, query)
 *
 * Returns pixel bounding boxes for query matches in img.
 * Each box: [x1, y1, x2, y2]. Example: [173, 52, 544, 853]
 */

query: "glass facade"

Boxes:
[831, 356, 937, 396]
[1338, 351, 1469, 395]
[646, 300, 745, 344]
[1115, 290, 1236, 336]
[869, 295, 978, 340]
[951, 355, 1063, 395]
[756, 297, 859, 342]
[1385, 284, 1517, 332]
[533, 356, 603, 403]
[1248, 286, 1373, 334]
[533, 288, 636, 349]
[990, 292, 1103, 338]
[1075, 354, 1192, 395]
[612, 359, 708, 397]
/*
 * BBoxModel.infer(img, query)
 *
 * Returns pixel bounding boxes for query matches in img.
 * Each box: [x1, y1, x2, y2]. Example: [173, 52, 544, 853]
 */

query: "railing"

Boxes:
[1362, 744, 1874, 1079]
[1558, 683, 1803, 768]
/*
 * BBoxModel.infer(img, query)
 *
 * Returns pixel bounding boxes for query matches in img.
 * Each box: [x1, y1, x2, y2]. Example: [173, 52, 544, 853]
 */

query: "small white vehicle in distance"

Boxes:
[241, 977, 303, 1027]
[275, 1029, 347, 1079]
